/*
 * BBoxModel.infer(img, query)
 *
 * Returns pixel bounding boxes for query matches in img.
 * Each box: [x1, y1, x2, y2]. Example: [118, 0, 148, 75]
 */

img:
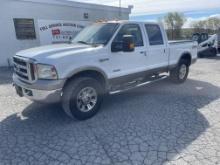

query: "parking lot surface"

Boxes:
[1, 57, 220, 165]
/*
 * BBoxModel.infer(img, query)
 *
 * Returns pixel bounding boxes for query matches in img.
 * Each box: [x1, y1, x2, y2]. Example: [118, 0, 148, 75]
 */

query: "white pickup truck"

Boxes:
[13, 21, 197, 120]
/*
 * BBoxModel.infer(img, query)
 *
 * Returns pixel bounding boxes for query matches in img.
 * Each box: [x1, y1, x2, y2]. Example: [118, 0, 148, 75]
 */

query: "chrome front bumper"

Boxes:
[13, 74, 64, 103]
[14, 85, 62, 103]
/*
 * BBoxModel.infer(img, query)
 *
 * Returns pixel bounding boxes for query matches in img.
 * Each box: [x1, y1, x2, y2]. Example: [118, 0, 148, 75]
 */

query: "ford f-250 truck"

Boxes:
[13, 21, 197, 120]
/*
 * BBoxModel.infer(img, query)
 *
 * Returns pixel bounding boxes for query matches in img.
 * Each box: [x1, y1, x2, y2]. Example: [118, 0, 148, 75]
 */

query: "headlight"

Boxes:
[36, 64, 58, 80]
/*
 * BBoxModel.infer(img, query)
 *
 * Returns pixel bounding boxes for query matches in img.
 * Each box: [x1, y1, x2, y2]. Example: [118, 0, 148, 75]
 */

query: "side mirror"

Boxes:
[111, 35, 135, 52]
[122, 35, 135, 52]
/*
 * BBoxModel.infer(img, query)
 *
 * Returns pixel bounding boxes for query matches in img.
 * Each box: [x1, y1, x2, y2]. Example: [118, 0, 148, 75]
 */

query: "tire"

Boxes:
[62, 77, 104, 120]
[211, 48, 217, 57]
[170, 60, 189, 84]
[198, 52, 204, 58]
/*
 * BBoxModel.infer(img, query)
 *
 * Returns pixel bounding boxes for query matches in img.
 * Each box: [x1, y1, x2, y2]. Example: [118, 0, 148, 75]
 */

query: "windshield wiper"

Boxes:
[76, 41, 103, 47]
[77, 41, 90, 45]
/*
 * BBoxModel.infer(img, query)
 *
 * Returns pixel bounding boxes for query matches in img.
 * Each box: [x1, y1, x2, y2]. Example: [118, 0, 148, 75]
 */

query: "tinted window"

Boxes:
[145, 24, 164, 45]
[113, 24, 144, 47]
[13, 18, 36, 40]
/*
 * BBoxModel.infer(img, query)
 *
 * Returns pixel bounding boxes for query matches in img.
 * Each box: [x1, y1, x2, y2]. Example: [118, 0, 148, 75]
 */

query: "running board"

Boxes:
[109, 75, 168, 95]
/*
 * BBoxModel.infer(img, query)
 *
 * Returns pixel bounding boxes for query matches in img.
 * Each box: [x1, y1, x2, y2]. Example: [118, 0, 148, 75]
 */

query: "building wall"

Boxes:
[0, 0, 130, 66]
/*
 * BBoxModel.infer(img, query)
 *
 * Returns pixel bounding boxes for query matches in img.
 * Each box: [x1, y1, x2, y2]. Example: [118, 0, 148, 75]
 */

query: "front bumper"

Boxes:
[13, 74, 65, 103]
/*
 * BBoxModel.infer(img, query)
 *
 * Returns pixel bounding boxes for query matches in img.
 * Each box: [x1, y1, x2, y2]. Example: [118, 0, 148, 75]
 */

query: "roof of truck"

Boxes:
[106, 20, 160, 24]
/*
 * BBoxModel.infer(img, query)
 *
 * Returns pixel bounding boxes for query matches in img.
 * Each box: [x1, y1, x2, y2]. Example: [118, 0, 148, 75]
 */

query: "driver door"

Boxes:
[107, 23, 148, 84]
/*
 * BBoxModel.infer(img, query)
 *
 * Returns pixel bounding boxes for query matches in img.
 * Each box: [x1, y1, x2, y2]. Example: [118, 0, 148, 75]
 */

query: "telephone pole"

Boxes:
[119, 0, 121, 19]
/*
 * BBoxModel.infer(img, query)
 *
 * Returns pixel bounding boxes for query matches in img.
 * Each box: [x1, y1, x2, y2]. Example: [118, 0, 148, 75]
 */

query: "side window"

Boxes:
[13, 18, 36, 40]
[145, 24, 164, 45]
[113, 24, 144, 47]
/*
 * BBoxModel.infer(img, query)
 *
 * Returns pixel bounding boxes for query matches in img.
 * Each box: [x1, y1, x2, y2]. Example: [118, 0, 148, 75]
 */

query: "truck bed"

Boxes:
[168, 40, 194, 44]
[168, 40, 198, 67]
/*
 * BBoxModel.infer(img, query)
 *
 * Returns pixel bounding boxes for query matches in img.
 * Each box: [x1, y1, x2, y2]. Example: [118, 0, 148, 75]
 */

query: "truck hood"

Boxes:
[16, 43, 100, 62]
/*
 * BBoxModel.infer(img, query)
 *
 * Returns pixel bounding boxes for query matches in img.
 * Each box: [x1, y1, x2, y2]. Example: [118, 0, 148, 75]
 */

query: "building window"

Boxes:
[84, 13, 89, 19]
[13, 18, 36, 40]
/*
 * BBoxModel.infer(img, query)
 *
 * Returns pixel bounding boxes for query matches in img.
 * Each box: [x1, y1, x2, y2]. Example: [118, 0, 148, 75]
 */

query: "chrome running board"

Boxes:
[109, 75, 168, 95]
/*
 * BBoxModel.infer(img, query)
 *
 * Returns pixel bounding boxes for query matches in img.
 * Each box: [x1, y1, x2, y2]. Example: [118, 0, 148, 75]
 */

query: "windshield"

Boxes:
[72, 23, 119, 45]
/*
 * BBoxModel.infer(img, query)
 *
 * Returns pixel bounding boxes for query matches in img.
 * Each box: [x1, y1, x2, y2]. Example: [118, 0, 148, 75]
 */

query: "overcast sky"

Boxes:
[71, 0, 220, 27]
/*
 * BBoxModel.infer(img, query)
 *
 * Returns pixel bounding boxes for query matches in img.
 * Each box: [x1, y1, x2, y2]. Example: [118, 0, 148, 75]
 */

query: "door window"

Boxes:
[113, 24, 144, 47]
[145, 24, 164, 45]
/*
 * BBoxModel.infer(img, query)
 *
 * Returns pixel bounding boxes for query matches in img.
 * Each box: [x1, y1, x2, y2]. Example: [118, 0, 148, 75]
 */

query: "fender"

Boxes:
[178, 51, 192, 66]
[65, 66, 109, 87]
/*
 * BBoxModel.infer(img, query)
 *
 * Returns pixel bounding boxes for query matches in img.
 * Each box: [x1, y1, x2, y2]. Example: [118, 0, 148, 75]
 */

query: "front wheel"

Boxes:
[62, 77, 104, 120]
[170, 60, 189, 83]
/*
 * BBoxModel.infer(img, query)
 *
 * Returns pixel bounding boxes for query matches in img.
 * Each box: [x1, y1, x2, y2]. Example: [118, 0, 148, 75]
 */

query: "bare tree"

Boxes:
[191, 21, 206, 33]
[162, 12, 186, 40]
[207, 17, 220, 33]
[191, 17, 220, 34]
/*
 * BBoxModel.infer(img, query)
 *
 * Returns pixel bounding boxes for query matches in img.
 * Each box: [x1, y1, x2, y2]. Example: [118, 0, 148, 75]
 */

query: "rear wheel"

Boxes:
[170, 60, 189, 83]
[62, 77, 104, 120]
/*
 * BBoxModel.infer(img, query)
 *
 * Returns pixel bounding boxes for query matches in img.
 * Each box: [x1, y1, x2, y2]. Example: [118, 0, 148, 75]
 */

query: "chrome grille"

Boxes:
[13, 56, 36, 83]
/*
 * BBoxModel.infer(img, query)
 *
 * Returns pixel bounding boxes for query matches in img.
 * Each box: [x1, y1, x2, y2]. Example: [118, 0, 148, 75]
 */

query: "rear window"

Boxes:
[145, 24, 164, 45]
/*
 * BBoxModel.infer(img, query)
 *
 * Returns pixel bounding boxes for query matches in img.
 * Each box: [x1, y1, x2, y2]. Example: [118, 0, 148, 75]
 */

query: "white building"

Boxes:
[0, 0, 132, 66]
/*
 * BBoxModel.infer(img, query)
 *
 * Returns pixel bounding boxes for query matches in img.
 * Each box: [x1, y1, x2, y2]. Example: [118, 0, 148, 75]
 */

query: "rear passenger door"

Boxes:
[144, 24, 169, 69]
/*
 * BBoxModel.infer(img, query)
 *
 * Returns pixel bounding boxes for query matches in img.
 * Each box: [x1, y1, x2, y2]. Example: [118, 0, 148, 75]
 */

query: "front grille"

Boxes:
[13, 56, 36, 83]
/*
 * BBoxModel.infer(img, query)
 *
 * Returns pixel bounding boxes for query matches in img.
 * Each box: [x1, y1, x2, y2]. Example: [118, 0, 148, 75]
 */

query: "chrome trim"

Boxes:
[13, 56, 37, 84]
[76, 87, 98, 112]
[15, 70, 28, 77]
[109, 75, 168, 94]
[23, 87, 62, 103]
[27, 63, 32, 81]
[14, 83, 62, 103]
[13, 74, 65, 91]
[13, 62, 27, 69]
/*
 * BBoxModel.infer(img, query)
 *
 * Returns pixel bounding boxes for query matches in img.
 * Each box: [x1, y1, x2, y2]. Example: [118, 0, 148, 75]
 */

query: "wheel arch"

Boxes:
[64, 67, 109, 90]
[178, 52, 192, 66]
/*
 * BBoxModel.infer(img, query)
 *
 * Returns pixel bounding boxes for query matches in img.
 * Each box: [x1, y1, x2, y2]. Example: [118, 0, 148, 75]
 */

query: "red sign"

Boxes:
[52, 29, 60, 35]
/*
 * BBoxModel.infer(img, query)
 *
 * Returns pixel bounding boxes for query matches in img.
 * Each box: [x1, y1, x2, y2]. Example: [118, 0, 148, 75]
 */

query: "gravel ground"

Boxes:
[1, 57, 220, 165]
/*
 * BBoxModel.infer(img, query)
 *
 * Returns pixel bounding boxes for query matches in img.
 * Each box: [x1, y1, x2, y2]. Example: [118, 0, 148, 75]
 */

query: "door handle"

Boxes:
[99, 58, 109, 62]
[140, 51, 147, 56]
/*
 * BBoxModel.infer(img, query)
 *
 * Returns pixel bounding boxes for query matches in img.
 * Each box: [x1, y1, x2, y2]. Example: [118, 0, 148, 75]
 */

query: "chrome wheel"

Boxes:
[76, 87, 98, 112]
[179, 64, 187, 80]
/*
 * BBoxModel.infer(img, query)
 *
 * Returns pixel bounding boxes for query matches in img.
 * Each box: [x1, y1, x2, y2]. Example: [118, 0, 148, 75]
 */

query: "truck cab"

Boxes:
[13, 21, 197, 120]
